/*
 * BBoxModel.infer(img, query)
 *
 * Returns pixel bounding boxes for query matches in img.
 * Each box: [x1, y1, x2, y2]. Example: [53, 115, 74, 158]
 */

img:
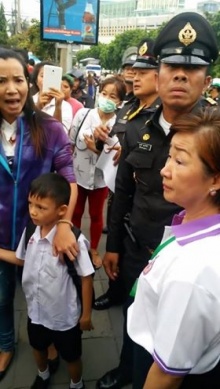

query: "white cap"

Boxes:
[85, 2, 94, 14]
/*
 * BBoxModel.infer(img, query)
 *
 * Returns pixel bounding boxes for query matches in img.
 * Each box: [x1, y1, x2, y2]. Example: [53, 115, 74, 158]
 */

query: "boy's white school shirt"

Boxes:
[16, 225, 94, 331]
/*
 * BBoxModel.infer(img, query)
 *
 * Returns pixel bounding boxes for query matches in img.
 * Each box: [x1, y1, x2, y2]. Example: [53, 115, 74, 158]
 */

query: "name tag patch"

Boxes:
[138, 142, 152, 151]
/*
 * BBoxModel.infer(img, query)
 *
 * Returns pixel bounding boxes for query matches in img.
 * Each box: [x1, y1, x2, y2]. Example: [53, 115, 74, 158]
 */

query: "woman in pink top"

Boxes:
[61, 74, 83, 117]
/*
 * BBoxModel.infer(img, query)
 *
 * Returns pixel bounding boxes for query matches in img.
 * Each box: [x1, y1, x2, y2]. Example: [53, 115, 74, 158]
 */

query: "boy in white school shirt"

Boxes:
[0, 173, 94, 389]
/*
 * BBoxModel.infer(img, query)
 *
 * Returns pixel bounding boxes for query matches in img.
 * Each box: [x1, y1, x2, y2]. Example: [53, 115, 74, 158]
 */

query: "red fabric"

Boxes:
[27, 64, 34, 74]
[66, 97, 83, 117]
[72, 185, 108, 249]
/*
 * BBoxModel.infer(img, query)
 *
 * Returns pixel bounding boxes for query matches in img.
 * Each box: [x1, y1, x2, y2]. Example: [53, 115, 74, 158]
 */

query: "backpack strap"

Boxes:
[63, 225, 82, 302]
[24, 219, 37, 249]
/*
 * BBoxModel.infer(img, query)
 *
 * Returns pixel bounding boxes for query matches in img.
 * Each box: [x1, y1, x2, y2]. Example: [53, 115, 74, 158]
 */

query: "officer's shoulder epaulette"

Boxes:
[205, 97, 218, 106]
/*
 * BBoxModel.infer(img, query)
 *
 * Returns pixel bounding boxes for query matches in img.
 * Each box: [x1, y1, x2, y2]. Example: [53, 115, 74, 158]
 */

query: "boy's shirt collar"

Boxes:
[33, 225, 57, 245]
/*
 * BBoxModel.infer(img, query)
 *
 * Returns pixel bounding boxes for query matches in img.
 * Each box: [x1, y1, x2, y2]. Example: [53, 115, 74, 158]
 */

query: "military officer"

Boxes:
[96, 12, 219, 389]
[120, 47, 137, 103]
[93, 39, 160, 311]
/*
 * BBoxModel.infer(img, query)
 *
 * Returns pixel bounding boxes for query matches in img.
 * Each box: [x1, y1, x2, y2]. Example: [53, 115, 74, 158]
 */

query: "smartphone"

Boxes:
[42, 65, 63, 92]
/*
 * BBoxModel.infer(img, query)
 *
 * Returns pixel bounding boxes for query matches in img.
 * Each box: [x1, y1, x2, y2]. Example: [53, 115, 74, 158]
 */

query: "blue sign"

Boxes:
[40, 0, 100, 45]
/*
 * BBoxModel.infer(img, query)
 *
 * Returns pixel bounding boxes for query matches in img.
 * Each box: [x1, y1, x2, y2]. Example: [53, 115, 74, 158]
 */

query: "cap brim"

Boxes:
[132, 61, 158, 69]
[122, 61, 135, 67]
[161, 55, 210, 66]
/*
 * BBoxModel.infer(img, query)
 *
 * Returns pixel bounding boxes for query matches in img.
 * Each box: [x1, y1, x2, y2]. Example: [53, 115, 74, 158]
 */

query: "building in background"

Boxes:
[197, 0, 220, 12]
[99, 0, 186, 43]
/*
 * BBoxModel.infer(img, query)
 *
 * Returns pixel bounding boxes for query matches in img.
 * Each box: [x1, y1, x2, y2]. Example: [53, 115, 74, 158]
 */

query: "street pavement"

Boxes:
[1, 207, 132, 389]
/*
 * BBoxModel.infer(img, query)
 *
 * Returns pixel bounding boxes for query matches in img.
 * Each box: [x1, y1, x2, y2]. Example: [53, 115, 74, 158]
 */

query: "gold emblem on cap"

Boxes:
[143, 134, 150, 141]
[178, 22, 197, 46]
[139, 42, 148, 56]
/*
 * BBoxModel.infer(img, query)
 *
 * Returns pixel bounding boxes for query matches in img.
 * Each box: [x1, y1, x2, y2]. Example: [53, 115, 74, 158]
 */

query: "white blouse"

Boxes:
[70, 107, 117, 190]
[33, 93, 73, 134]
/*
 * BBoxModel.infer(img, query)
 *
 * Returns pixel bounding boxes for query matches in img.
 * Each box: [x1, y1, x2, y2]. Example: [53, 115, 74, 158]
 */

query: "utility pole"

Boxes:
[14, 0, 22, 33]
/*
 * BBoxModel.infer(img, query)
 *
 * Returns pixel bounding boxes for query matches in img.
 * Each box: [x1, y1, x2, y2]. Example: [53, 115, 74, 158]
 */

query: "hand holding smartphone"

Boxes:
[42, 65, 63, 93]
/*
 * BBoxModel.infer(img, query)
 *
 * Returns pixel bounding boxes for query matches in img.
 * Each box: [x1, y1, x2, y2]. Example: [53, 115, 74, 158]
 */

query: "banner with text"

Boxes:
[40, 0, 100, 45]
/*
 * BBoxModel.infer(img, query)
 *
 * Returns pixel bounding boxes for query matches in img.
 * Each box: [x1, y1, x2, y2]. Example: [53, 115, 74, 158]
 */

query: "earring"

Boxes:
[210, 188, 217, 196]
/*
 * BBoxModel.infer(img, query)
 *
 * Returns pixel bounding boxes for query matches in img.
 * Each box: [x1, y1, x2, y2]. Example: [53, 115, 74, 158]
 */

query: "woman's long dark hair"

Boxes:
[0, 48, 49, 156]
[30, 60, 55, 96]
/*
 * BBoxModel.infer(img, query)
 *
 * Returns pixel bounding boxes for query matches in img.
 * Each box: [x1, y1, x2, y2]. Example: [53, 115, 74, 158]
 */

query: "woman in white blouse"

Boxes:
[70, 76, 126, 269]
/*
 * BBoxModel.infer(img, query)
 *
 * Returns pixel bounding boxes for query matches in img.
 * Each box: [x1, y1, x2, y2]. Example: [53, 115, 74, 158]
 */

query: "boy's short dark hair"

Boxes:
[29, 173, 71, 207]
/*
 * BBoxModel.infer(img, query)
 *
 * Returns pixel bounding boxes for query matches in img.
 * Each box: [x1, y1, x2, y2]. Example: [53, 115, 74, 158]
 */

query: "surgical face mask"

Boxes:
[98, 95, 117, 113]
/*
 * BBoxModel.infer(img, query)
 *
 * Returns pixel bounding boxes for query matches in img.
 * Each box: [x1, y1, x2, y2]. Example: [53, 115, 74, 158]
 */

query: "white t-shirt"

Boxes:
[16, 225, 94, 331]
[69, 107, 117, 190]
[159, 111, 171, 135]
[128, 213, 220, 376]
[32, 93, 73, 134]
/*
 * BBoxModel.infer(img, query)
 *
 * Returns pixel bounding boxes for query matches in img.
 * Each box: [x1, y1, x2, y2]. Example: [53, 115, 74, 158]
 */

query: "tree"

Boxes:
[204, 12, 220, 77]
[103, 29, 157, 70]
[8, 19, 56, 61]
[76, 29, 160, 71]
[26, 20, 56, 60]
[0, 2, 8, 46]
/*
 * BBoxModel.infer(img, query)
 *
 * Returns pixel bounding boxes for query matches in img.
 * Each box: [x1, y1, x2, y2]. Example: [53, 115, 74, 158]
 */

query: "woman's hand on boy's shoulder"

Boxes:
[79, 315, 94, 331]
[53, 224, 79, 260]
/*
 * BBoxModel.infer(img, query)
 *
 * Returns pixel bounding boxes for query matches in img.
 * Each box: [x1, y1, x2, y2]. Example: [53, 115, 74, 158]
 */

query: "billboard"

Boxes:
[40, 0, 100, 45]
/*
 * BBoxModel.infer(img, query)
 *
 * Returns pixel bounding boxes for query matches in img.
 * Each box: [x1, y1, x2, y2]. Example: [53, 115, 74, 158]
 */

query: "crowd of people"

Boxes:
[1, 10, 220, 389]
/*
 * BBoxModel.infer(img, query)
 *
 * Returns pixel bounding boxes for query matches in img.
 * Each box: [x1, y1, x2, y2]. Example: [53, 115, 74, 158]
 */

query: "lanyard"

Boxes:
[129, 235, 175, 297]
[123, 104, 146, 121]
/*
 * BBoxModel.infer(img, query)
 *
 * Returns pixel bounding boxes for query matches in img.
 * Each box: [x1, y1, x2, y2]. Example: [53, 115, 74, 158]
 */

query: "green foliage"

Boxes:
[0, 3, 8, 46]
[2, 9, 220, 74]
[204, 12, 220, 77]
[25, 20, 56, 60]
[7, 19, 56, 61]
[76, 28, 161, 70]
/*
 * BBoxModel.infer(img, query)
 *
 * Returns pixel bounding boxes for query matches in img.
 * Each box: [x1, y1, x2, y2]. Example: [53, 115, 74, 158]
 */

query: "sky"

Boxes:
[2, 0, 200, 22]
[2, 0, 40, 21]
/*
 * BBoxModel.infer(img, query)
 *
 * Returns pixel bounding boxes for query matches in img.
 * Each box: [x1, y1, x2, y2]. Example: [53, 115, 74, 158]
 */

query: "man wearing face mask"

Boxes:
[69, 76, 126, 270]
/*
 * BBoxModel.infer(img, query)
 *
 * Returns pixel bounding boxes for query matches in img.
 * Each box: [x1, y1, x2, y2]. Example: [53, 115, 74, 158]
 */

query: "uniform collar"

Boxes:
[148, 99, 205, 135]
[33, 225, 56, 244]
[171, 211, 220, 246]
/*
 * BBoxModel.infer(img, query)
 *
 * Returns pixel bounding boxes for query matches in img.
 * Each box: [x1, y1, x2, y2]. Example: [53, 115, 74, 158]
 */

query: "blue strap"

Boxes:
[11, 118, 24, 248]
[0, 154, 11, 174]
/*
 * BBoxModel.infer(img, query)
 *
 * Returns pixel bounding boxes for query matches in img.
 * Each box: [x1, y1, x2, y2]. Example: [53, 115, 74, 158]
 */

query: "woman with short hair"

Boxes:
[128, 108, 220, 389]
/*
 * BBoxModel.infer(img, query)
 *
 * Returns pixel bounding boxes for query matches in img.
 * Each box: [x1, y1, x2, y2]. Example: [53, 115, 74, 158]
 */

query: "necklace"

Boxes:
[1, 129, 16, 146]
[8, 134, 16, 145]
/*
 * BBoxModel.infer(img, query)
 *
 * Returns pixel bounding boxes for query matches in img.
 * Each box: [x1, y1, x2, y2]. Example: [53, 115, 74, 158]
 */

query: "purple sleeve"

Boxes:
[47, 119, 76, 183]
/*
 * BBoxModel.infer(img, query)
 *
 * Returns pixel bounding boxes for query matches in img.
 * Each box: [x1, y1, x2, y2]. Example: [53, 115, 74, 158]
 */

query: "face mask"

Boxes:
[98, 95, 117, 113]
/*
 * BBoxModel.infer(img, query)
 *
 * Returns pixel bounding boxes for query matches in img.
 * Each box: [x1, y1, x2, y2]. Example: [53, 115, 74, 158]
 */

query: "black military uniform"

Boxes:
[94, 41, 160, 311]
[96, 12, 219, 389]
